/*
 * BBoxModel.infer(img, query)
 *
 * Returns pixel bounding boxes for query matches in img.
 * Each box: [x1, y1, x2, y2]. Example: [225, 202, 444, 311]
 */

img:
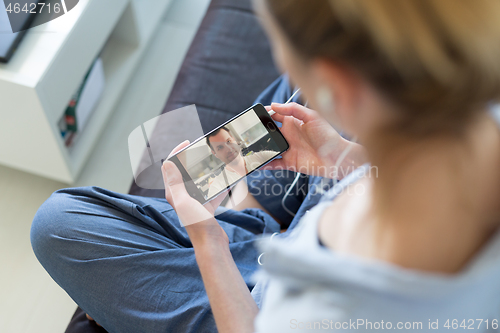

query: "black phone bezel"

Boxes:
[167, 103, 289, 205]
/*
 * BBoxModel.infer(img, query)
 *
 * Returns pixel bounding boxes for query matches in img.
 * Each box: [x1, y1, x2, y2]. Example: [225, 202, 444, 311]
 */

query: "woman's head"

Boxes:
[256, 0, 500, 138]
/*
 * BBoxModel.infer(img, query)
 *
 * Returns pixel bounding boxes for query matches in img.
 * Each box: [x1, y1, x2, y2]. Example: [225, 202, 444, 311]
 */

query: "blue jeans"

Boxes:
[30, 75, 333, 333]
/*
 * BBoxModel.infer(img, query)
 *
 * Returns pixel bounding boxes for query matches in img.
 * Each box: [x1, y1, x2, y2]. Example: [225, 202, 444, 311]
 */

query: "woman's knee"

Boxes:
[30, 188, 88, 267]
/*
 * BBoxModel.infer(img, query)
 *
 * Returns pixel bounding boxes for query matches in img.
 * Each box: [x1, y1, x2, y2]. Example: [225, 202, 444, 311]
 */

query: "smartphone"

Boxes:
[167, 103, 289, 204]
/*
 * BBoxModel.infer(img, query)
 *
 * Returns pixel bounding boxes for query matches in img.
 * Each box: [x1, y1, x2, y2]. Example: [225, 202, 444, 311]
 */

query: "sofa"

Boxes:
[64, 0, 279, 331]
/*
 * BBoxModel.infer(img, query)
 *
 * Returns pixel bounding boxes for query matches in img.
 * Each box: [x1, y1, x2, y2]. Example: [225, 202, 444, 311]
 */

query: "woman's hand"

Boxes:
[162, 140, 229, 245]
[162, 141, 259, 333]
[265, 102, 366, 179]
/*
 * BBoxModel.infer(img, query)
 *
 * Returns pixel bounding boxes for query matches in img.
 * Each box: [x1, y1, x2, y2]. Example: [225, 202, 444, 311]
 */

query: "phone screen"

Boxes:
[168, 104, 289, 204]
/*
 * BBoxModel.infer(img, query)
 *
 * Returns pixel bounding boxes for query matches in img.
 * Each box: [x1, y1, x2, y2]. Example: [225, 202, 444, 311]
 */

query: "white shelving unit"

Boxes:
[0, 0, 174, 183]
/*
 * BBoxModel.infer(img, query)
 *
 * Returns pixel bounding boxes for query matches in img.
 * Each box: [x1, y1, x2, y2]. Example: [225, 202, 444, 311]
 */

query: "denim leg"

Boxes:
[31, 186, 280, 333]
[252, 74, 303, 107]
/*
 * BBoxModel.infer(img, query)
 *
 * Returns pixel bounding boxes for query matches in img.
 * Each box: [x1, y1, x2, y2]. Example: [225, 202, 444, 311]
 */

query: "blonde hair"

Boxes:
[265, 0, 500, 135]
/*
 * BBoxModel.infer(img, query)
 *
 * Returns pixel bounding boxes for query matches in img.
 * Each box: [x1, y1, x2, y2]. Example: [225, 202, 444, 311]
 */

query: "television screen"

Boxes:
[0, 1, 39, 63]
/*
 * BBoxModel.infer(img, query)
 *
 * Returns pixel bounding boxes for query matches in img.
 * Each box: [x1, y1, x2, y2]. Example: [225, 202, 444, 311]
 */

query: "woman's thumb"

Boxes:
[162, 161, 182, 186]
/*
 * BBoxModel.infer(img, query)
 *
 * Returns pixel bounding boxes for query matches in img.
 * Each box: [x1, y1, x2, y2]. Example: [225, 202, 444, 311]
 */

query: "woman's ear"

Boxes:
[311, 58, 364, 136]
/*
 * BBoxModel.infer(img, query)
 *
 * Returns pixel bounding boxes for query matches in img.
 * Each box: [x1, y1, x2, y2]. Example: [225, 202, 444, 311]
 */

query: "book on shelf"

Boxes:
[59, 57, 105, 147]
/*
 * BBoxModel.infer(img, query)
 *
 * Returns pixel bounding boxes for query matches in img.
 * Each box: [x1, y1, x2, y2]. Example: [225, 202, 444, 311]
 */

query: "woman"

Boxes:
[163, 0, 500, 332]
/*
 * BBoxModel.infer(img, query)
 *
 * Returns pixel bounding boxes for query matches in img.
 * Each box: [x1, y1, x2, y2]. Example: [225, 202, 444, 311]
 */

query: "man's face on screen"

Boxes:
[209, 130, 240, 165]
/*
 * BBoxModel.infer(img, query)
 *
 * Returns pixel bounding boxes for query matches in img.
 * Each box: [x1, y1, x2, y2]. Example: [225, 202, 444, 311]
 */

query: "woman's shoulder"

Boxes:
[255, 224, 500, 333]
[253, 160, 500, 331]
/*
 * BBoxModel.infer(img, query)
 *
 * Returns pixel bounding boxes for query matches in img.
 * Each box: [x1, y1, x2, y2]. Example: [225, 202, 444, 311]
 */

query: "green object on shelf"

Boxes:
[63, 57, 98, 133]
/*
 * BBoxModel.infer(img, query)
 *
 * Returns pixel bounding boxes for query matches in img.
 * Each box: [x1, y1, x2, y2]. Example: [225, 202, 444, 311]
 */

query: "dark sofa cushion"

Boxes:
[128, 0, 279, 198]
[64, 307, 108, 333]
[160, 0, 279, 131]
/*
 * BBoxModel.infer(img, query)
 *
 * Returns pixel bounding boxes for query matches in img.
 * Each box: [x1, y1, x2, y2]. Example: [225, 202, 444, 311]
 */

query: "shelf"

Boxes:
[0, 0, 175, 183]
[0, 0, 91, 86]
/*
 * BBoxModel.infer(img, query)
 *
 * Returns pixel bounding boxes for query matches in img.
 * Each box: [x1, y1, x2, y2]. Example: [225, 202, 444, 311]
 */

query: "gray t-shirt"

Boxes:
[251, 109, 500, 332]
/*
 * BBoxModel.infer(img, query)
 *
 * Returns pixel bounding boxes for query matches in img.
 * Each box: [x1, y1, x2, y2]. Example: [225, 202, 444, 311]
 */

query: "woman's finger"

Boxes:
[164, 140, 190, 206]
[271, 102, 317, 123]
[162, 162, 175, 206]
[162, 160, 189, 205]
[266, 105, 285, 122]
[168, 140, 190, 159]
[270, 111, 285, 123]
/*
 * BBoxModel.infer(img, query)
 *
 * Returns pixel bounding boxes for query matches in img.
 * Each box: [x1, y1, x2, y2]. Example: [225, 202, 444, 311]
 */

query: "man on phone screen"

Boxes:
[206, 127, 277, 198]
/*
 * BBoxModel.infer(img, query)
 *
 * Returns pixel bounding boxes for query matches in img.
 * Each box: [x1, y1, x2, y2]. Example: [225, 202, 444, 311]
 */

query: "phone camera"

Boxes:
[266, 122, 276, 132]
